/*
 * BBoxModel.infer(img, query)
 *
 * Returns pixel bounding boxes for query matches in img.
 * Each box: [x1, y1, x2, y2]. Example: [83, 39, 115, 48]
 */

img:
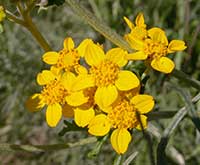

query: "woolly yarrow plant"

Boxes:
[26, 13, 186, 154]
[2, 1, 200, 164]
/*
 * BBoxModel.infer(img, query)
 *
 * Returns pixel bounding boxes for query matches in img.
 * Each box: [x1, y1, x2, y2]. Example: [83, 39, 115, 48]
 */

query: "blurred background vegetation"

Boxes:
[0, 0, 200, 164]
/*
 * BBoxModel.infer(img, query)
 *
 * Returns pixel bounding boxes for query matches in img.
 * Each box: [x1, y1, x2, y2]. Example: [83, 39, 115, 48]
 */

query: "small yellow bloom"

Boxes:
[26, 69, 89, 127]
[123, 13, 187, 73]
[0, 6, 6, 22]
[87, 94, 154, 154]
[42, 37, 87, 74]
[126, 27, 187, 73]
[77, 40, 140, 109]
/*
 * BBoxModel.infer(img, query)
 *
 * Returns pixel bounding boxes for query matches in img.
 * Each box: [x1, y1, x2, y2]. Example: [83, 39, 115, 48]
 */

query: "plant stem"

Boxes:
[87, 134, 109, 158]
[13, 2, 52, 52]
[171, 69, 200, 90]
[23, 14, 52, 52]
[156, 92, 200, 165]
[5, 10, 26, 26]
[113, 154, 122, 165]
[24, 0, 37, 14]
[0, 137, 97, 153]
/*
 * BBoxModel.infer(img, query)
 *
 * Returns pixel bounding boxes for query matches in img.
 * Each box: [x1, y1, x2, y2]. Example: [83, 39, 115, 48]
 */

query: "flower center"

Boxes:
[90, 60, 120, 87]
[57, 49, 80, 71]
[41, 80, 68, 105]
[144, 39, 168, 59]
[108, 100, 138, 129]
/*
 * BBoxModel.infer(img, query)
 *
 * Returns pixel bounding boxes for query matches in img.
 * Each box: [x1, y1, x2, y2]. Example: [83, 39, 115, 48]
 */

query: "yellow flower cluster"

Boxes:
[26, 13, 187, 154]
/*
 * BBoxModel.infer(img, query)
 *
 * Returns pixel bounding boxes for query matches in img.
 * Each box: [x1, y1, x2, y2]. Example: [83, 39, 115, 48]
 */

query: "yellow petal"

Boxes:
[46, 103, 62, 127]
[135, 12, 146, 28]
[72, 75, 95, 91]
[37, 70, 56, 85]
[50, 66, 61, 77]
[75, 65, 88, 75]
[101, 106, 113, 113]
[106, 48, 128, 67]
[88, 114, 111, 136]
[43, 51, 59, 65]
[77, 39, 93, 57]
[110, 128, 132, 154]
[151, 57, 175, 74]
[125, 51, 147, 60]
[61, 72, 76, 91]
[62, 104, 74, 118]
[95, 85, 118, 110]
[84, 42, 105, 66]
[25, 94, 44, 112]
[136, 115, 148, 130]
[168, 40, 187, 53]
[74, 108, 95, 127]
[123, 16, 135, 30]
[63, 37, 74, 50]
[131, 94, 154, 114]
[66, 91, 88, 106]
[115, 71, 140, 91]
[148, 27, 168, 45]
[124, 34, 144, 50]
[129, 27, 147, 40]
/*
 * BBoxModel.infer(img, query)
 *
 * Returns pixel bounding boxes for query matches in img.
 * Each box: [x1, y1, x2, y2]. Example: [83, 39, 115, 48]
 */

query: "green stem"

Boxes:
[24, 0, 37, 14]
[113, 154, 122, 165]
[14, 2, 52, 52]
[166, 83, 200, 132]
[147, 111, 177, 121]
[171, 69, 200, 90]
[123, 151, 138, 165]
[0, 137, 97, 153]
[156, 91, 200, 165]
[23, 14, 52, 52]
[5, 10, 26, 26]
[87, 134, 109, 158]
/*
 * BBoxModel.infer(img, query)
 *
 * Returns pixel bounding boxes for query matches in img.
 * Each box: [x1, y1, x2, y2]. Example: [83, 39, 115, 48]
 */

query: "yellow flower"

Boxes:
[123, 13, 187, 72]
[77, 40, 140, 109]
[74, 94, 154, 154]
[126, 27, 187, 73]
[26, 69, 89, 127]
[42, 37, 87, 74]
[123, 13, 149, 60]
[0, 6, 6, 22]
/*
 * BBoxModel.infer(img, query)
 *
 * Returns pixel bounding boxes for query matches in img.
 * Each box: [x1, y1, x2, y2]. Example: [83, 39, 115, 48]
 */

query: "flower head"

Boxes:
[26, 69, 89, 127]
[77, 40, 140, 109]
[126, 27, 187, 73]
[123, 12, 187, 73]
[42, 37, 87, 74]
[74, 94, 154, 154]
